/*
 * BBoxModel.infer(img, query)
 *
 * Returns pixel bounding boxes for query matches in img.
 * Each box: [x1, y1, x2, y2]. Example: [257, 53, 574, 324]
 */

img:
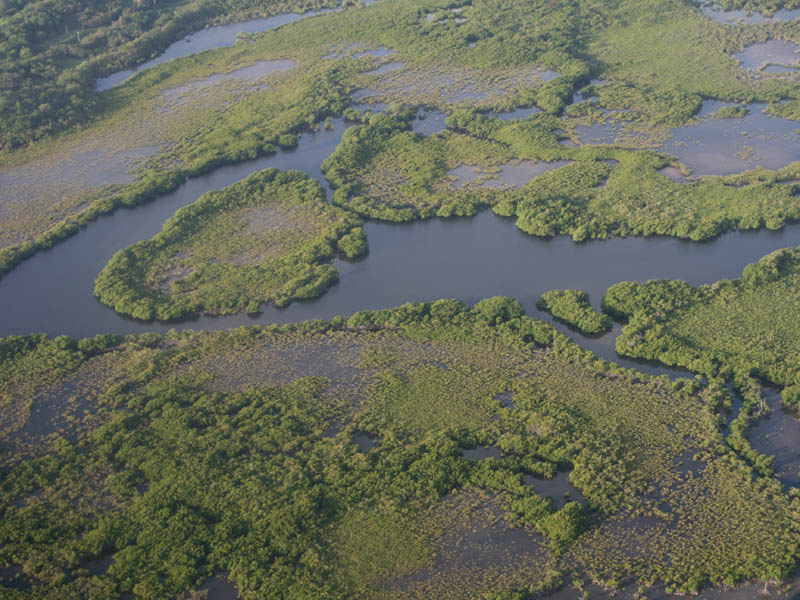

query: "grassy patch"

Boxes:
[1, 299, 799, 597]
[94, 169, 366, 320]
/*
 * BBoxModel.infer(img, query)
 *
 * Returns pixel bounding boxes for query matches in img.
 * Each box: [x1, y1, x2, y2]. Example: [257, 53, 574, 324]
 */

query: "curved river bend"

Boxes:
[9, 6, 800, 377]
[1, 110, 799, 380]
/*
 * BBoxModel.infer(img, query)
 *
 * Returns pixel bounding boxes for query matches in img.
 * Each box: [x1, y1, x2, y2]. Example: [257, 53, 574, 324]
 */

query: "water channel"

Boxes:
[2, 105, 800, 382]
[6, 5, 800, 599]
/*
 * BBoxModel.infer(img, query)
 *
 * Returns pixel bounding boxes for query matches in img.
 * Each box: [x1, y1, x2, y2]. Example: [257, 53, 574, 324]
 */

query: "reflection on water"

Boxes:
[523, 468, 586, 510]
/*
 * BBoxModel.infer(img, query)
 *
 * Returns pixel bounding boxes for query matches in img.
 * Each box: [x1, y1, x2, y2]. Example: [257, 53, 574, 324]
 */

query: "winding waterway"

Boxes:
[2, 115, 800, 381]
[6, 7, 800, 599]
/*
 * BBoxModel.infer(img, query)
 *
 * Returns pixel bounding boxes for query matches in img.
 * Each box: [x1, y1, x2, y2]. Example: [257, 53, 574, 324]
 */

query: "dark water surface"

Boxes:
[748, 387, 800, 489]
[3, 179, 800, 380]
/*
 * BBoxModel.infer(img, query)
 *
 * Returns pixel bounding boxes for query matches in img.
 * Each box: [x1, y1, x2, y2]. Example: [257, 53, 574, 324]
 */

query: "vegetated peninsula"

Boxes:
[94, 169, 367, 320]
[603, 246, 800, 483]
[1, 299, 798, 598]
[536, 289, 612, 334]
[604, 246, 800, 393]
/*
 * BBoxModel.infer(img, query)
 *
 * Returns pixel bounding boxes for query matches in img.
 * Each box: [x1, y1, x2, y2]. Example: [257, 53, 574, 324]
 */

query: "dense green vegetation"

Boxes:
[2, 299, 800, 598]
[323, 108, 800, 240]
[3, 0, 800, 597]
[94, 168, 366, 320]
[603, 246, 800, 392]
[0, 0, 344, 150]
[3, 0, 800, 275]
[709, 104, 750, 118]
[708, 0, 800, 13]
[536, 290, 611, 335]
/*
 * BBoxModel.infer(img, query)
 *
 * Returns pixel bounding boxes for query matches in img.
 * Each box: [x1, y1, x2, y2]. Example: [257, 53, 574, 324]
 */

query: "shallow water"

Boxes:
[325, 44, 395, 60]
[736, 39, 800, 71]
[764, 64, 800, 74]
[462, 445, 503, 460]
[522, 469, 586, 510]
[545, 576, 800, 599]
[448, 160, 573, 188]
[658, 165, 690, 182]
[571, 100, 800, 176]
[354, 432, 378, 451]
[411, 108, 448, 135]
[494, 391, 514, 409]
[660, 101, 800, 175]
[159, 59, 297, 105]
[748, 387, 800, 488]
[363, 61, 406, 75]
[702, 5, 800, 24]
[96, 8, 339, 90]
[387, 493, 544, 594]
[492, 105, 542, 121]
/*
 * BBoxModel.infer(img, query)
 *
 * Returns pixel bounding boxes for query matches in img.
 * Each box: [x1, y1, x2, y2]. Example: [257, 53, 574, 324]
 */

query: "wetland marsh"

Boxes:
[4, 0, 800, 598]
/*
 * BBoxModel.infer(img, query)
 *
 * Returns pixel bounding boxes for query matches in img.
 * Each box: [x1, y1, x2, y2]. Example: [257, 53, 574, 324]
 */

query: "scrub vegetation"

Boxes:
[2, 299, 800, 598]
[0, 0, 343, 150]
[603, 247, 800, 483]
[94, 168, 366, 320]
[536, 289, 611, 334]
[3, 0, 800, 276]
[324, 108, 800, 241]
[603, 246, 800, 390]
[3, 0, 800, 595]
[707, 0, 800, 13]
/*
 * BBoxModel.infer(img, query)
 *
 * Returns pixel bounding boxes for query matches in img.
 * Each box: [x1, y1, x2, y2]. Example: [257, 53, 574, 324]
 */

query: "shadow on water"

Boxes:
[354, 432, 378, 452]
[191, 574, 240, 600]
[461, 445, 503, 460]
